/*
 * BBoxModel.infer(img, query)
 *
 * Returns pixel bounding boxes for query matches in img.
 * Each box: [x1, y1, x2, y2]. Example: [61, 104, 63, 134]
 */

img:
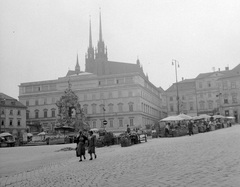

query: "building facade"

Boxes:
[165, 65, 240, 121]
[0, 93, 27, 136]
[166, 79, 198, 116]
[18, 14, 164, 133]
[218, 64, 240, 122]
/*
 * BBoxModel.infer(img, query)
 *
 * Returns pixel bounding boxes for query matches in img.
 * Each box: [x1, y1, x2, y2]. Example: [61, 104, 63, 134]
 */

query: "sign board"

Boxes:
[103, 120, 107, 125]
[22, 132, 28, 142]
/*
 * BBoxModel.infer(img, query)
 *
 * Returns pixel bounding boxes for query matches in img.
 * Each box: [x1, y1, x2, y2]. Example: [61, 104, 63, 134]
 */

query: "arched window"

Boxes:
[128, 102, 134, 112]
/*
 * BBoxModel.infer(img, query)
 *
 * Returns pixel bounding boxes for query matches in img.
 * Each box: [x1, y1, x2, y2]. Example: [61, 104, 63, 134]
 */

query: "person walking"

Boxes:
[165, 123, 170, 137]
[88, 131, 97, 160]
[76, 130, 88, 162]
[188, 120, 194, 136]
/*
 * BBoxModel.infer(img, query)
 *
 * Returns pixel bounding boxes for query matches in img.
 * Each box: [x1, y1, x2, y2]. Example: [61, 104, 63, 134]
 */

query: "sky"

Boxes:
[1, 0, 240, 99]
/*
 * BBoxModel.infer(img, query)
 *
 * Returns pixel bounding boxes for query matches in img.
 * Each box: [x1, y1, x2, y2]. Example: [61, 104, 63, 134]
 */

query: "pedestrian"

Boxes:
[127, 124, 131, 134]
[188, 120, 194, 136]
[165, 123, 170, 137]
[76, 130, 88, 162]
[88, 130, 97, 160]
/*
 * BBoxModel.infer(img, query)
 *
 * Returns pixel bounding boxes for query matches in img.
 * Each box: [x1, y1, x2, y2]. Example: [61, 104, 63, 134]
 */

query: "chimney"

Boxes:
[218, 68, 220, 71]
[225, 67, 229, 70]
[182, 77, 184, 81]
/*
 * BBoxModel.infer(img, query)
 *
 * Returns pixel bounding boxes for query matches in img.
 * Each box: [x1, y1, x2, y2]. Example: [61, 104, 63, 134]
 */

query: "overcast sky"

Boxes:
[1, 0, 240, 99]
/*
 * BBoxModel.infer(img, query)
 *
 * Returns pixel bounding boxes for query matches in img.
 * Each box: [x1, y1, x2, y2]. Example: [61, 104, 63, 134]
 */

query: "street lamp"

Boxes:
[216, 93, 222, 115]
[172, 59, 180, 115]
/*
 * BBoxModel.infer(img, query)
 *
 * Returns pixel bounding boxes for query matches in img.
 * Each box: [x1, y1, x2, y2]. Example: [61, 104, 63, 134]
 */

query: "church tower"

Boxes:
[75, 54, 80, 74]
[95, 10, 109, 76]
[85, 17, 95, 73]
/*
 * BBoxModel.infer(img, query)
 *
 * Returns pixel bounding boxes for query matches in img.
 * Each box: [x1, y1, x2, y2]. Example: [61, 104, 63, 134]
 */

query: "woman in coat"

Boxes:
[76, 131, 88, 162]
[88, 131, 97, 160]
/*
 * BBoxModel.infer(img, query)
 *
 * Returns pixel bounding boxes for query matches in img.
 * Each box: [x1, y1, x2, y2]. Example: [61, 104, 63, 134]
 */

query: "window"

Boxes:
[128, 91, 133, 97]
[92, 121, 96, 128]
[109, 119, 113, 127]
[129, 102, 133, 112]
[1, 120, 4, 126]
[118, 103, 123, 112]
[83, 105, 88, 114]
[26, 111, 29, 119]
[208, 93, 212, 98]
[92, 104, 96, 114]
[116, 78, 124, 84]
[50, 84, 56, 91]
[9, 119, 13, 126]
[42, 85, 48, 91]
[99, 80, 105, 86]
[101, 120, 104, 128]
[223, 82, 228, 90]
[107, 79, 114, 85]
[199, 102, 204, 110]
[52, 97, 55, 104]
[119, 119, 123, 127]
[26, 100, 29, 106]
[200, 93, 203, 98]
[208, 101, 213, 109]
[11, 101, 15, 105]
[100, 93, 104, 99]
[130, 118, 134, 126]
[169, 97, 173, 101]
[92, 94, 96, 100]
[225, 110, 229, 116]
[189, 102, 194, 111]
[44, 98, 47, 105]
[35, 99, 39, 105]
[51, 109, 55, 117]
[199, 82, 202, 88]
[224, 99, 228, 104]
[35, 110, 39, 118]
[182, 96, 185, 100]
[189, 95, 193, 100]
[232, 94, 237, 103]
[17, 120, 21, 126]
[231, 82, 236, 89]
[10, 110, 13, 115]
[182, 102, 186, 110]
[17, 110, 21, 115]
[1, 109, 4, 114]
[108, 104, 113, 113]
[207, 81, 211, 87]
[170, 105, 174, 112]
[84, 95, 87, 101]
[44, 109, 48, 118]
[118, 91, 122, 97]
[109, 92, 113, 98]
[100, 104, 105, 113]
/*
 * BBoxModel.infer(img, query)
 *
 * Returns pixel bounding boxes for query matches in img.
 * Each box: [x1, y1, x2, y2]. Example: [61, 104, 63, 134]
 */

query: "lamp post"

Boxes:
[216, 93, 222, 115]
[172, 59, 180, 115]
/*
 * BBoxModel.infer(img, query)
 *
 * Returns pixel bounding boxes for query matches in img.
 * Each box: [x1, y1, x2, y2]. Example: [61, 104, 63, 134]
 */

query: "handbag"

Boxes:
[76, 147, 80, 157]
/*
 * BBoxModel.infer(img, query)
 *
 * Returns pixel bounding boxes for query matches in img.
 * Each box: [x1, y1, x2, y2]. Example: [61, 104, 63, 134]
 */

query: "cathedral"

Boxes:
[18, 13, 164, 134]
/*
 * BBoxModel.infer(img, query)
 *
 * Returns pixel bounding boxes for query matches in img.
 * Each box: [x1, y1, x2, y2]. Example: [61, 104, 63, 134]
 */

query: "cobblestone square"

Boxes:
[1, 125, 240, 187]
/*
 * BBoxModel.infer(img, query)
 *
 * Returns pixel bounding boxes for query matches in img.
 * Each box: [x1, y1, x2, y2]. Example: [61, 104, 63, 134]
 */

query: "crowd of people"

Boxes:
[164, 118, 233, 137]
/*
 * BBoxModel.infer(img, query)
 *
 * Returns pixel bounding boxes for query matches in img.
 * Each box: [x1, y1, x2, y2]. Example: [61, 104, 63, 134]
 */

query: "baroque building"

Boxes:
[165, 64, 240, 122]
[18, 14, 164, 133]
[0, 93, 27, 136]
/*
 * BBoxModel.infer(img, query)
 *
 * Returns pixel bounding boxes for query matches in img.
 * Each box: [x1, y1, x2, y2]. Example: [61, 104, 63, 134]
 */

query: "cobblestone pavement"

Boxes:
[1, 125, 240, 187]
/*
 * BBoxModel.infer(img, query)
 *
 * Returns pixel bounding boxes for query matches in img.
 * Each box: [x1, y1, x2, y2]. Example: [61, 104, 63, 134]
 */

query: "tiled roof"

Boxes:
[0, 93, 27, 108]
[107, 61, 145, 76]
[218, 64, 240, 79]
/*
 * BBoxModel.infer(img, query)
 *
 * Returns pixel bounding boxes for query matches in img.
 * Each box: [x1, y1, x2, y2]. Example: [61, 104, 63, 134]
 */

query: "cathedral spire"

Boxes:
[75, 54, 80, 74]
[89, 16, 93, 48]
[99, 8, 103, 42]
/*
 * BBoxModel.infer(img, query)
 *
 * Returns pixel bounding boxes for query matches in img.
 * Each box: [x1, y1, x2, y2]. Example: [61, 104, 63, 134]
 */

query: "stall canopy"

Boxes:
[213, 115, 225, 119]
[0, 132, 12, 137]
[160, 116, 185, 122]
[193, 114, 211, 120]
[178, 114, 192, 120]
[226, 116, 235, 119]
